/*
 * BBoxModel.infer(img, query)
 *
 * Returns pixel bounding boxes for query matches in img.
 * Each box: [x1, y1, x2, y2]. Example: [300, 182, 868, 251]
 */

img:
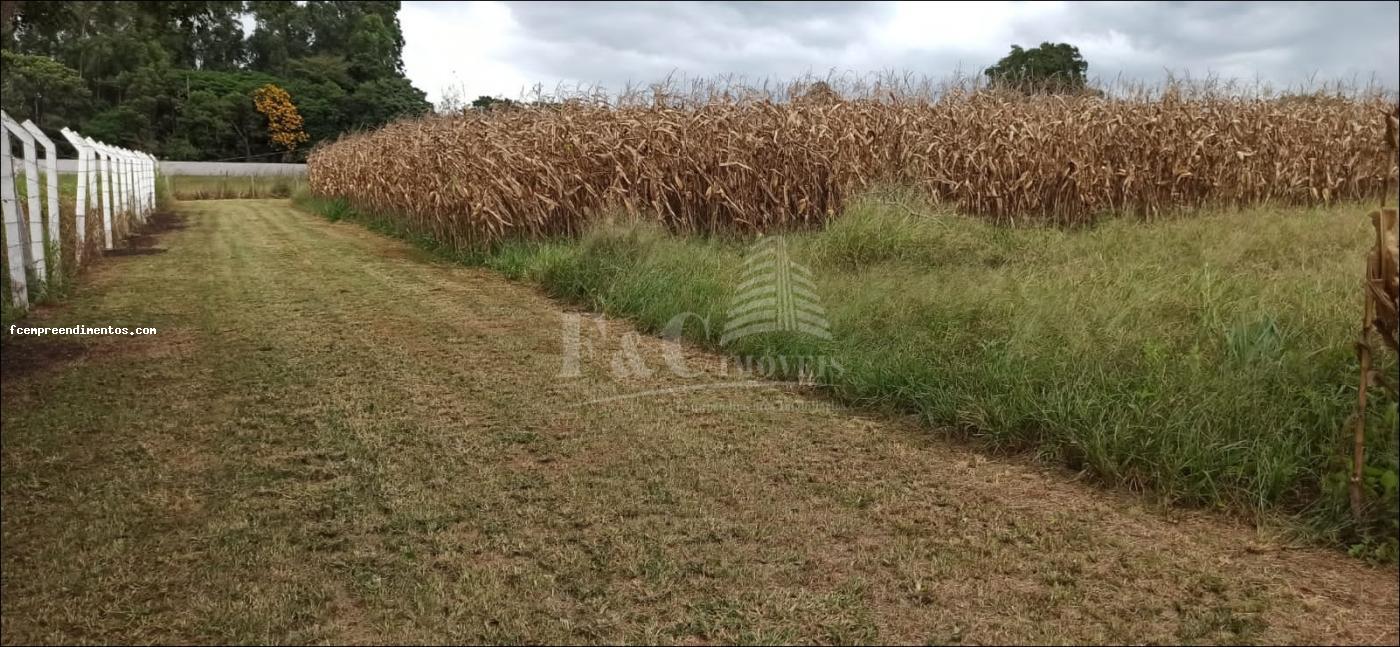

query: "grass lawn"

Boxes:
[3, 198, 1396, 643]
[300, 190, 1400, 554]
[2, 172, 306, 324]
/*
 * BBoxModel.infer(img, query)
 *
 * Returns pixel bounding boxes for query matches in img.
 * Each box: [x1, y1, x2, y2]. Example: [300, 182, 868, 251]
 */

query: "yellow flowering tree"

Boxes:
[252, 84, 310, 154]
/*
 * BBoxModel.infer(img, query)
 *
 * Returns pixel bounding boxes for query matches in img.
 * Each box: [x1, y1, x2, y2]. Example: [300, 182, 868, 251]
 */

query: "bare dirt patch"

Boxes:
[105, 211, 188, 254]
[142, 210, 188, 234]
[0, 335, 88, 381]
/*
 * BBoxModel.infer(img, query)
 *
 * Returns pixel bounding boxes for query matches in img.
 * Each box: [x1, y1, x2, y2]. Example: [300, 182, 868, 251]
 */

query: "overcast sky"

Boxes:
[400, 1, 1400, 104]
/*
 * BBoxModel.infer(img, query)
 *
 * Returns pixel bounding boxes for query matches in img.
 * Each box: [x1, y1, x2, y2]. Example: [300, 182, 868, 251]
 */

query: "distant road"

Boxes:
[55, 159, 305, 176]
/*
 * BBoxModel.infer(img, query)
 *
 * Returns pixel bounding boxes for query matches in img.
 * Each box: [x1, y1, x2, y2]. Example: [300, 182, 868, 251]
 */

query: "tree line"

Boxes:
[0, 0, 431, 162]
[0, 0, 1098, 165]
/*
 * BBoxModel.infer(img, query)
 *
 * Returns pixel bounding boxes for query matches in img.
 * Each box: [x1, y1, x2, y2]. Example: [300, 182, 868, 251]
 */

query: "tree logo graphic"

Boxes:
[720, 236, 832, 346]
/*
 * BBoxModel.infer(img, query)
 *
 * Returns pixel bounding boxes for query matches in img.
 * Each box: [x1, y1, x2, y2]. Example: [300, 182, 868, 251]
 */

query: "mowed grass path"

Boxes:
[1, 199, 1396, 644]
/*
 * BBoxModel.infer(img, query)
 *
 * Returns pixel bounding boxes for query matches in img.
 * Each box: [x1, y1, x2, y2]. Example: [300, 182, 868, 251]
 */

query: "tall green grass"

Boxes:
[296, 191, 1398, 556]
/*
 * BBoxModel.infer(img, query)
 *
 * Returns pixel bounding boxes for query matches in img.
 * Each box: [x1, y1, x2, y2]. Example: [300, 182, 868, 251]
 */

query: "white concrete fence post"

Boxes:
[146, 153, 158, 214]
[94, 143, 111, 233]
[21, 121, 59, 279]
[132, 149, 144, 220]
[0, 112, 28, 310]
[139, 152, 150, 216]
[0, 115, 158, 313]
[59, 128, 91, 262]
[95, 140, 114, 249]
[127, 149, 139, 221]
[122, 148, 136, 223]
[111, 146, 125, 229]
[93, 139, 112, 247]
[116, 147, 129, 231]
[138, 151, 151, 218]
[1, 113, 44, 282]
[91, 142, 107, 238]
[110, 147, 122, 224]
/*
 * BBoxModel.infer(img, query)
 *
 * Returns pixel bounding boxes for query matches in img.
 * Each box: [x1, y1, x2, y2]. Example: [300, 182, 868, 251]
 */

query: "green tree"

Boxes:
[2, 0, 428, 160]
[82, 105, 147, 148]
[174, 89, 236, 157]
[181, 69, 280, 159]
[305, 0, 403, 70]
[141, 1, 247, 70]
[248, 1, 406, 77]
[346, 13, 396, 82]
[282, 59, 351, 145]
[471, 95, 517, 111]
[347, 76, 429, 129]
[7, 2, 162, 104]
[116, 56, 181, 150]
[286, 54, 355, 91]
[985, 42, 1089, 93]
[246, 0, 311, 73]
[0, 50, 91, 129]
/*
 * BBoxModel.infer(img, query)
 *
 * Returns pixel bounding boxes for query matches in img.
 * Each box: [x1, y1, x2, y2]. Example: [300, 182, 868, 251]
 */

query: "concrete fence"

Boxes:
[56, 159, 306, 176]
[2, 110, 157, 313]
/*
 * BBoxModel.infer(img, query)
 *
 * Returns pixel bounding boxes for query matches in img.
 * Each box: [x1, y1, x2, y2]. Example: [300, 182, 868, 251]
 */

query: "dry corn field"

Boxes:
[309, 85, 1399, 246]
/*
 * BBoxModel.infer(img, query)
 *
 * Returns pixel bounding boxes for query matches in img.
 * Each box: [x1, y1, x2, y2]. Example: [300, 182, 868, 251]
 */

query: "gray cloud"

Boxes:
[403, 1, 1399, 101]
[501, 1, 894, 88]
[1002, 1, 1399, 87]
